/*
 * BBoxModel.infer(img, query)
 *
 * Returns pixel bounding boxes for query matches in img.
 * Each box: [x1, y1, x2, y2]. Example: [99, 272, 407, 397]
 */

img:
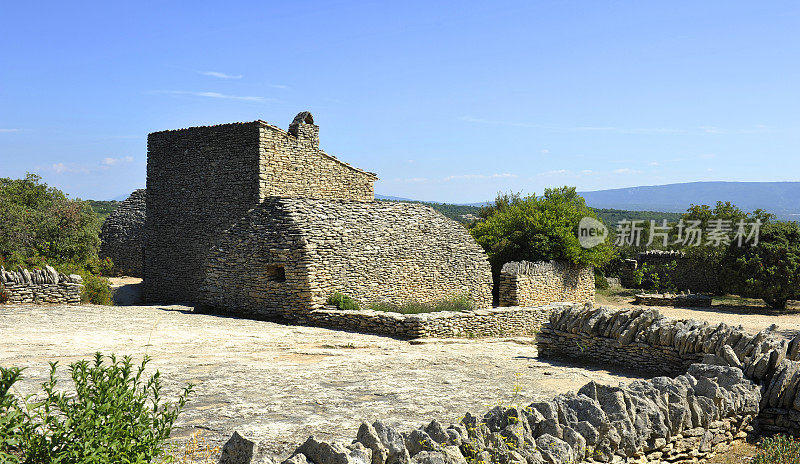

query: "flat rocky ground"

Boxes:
[0, 303, 637, 459]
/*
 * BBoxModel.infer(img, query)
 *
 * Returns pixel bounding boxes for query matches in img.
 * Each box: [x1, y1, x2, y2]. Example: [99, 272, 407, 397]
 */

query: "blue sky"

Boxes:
[1, 1, 799, 203]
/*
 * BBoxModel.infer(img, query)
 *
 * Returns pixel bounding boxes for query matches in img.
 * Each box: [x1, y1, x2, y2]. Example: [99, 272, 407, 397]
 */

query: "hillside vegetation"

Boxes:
[0, 174, 113, 304]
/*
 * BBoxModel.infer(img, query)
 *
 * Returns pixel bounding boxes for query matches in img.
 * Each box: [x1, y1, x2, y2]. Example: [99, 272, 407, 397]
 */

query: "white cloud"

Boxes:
[199, 71, 243, 79]
[102, 156, 134, 166]
[613, 168, 642, 174]
[539, 169, 570, 176]
[541, 149, 550, 154]
[151, 90, 270, 102]
[269, 84, 290, 89]
[443, 173, 517, 182]
[0, 128, 21, 133]
[580, 169, 593, 174]
[699, 153, 717, 159]
[51, 163, 90, 175]
[649, 161, 660, 166]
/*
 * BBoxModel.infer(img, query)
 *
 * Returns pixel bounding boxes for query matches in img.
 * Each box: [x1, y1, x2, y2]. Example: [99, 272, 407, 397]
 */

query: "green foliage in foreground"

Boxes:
[0, 353, 193, 464]
[369, 294, 475, 314]
[753, 435, 800, 464]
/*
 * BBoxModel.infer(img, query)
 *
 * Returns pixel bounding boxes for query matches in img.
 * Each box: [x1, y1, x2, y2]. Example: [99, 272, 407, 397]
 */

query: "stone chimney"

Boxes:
[288, 111, 319, 148]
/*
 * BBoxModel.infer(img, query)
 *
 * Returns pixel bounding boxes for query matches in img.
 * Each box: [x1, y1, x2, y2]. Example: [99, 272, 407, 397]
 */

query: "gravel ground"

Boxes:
[0, 303, 637, 459]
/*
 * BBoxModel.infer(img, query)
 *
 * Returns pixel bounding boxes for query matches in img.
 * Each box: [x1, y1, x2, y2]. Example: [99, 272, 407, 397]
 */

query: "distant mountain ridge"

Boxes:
[578, 181, 800, 218]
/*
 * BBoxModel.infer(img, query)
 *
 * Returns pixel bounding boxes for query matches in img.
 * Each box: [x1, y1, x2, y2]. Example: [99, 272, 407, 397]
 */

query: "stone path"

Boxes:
[0, 304, 636, 459]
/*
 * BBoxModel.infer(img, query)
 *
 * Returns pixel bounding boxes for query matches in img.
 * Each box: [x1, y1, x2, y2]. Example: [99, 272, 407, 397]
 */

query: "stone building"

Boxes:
[143, 112, 493, 310]
[202, 198, 493, 317]
[99, 189, 146, 276]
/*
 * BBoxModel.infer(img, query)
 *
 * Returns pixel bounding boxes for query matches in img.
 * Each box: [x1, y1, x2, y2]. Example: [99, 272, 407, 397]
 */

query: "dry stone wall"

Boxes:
[283, 304, 561, 339]
[201, 198, 493, 317]
[144, 115, 378, 304]
[99, 189, 146, 276]
[222, 363, 759, 464]
[499, 261, 595, 307]
[538, 304, 800, 435]
[1, 266, 83, 305]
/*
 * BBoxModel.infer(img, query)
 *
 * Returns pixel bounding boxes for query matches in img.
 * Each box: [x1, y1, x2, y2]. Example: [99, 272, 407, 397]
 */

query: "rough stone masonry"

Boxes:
[143, 112, 493, 311]
[99, 189, 146, 277]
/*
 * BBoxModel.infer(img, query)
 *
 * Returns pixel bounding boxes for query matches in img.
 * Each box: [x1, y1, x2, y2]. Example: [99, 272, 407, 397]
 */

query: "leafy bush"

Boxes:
[369, 294, 475, 314]
[724, 221, 800, 310]
[0, 282, 8, 304]
[0, 174, 100, 269]
[470, 187, 616, 303]
[0, 367, 26, 463]
[0, 353, 193, 463]
[632, 261, 677, 293]
[753, 434, 800, 464]
[81, 274, 114, 305]
[594, 270, 609, 290]
[327, 292, 361, 311]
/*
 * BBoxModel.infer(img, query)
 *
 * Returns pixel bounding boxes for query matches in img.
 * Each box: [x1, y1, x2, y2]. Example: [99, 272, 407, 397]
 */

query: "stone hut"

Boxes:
[143, 112, 493, 311]
[99, 189, 146, 276]
[202, 198, 493, 317]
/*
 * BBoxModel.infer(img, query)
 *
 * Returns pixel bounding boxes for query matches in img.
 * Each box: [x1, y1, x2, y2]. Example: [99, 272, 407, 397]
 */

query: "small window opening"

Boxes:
[266, 265, 286, 282]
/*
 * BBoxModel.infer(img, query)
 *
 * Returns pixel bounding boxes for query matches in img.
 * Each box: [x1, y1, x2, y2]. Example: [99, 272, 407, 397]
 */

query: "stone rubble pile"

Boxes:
[539, 304, 800, 434]
[0, 265, 83, 304]
[220, 364, 759, 464]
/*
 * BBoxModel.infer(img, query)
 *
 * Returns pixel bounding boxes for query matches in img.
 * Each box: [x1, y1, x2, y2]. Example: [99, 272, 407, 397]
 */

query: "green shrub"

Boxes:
[632, 261, 677, 293]
[0, 174, 101, 269]
[470, 187, 616, 303]
[81, 274, 114, 305]
[594, 270, 609, 290]
[753, 434, 800, 464]
[0, 282, 8, 304]
[0, 353, 193, 463]
[723, 221, 800, 310]
[327, 292, 360, 311]
[0, 367, 26, 463]
[369, 294, 475, 314]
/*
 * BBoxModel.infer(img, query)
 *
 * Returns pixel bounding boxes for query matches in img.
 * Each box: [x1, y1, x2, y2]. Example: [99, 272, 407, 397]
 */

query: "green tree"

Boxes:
[470, 187, 616, 302]
[723, 221, 800, 310]
[0, 173, 101, 268]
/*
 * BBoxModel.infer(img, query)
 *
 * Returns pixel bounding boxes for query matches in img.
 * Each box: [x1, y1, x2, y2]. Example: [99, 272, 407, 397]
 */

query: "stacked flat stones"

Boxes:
[145, 114, 378, 304]
[633, 293, 712, 308]
[201, 198, 493, 318]
[499, 260, 595, 307]
[539, 304, 800, 434]
[285, 304, 561, 339]
[220, 364, 759, 464]
[1, 265, 83, 304]
[99, 189, 146, 276]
